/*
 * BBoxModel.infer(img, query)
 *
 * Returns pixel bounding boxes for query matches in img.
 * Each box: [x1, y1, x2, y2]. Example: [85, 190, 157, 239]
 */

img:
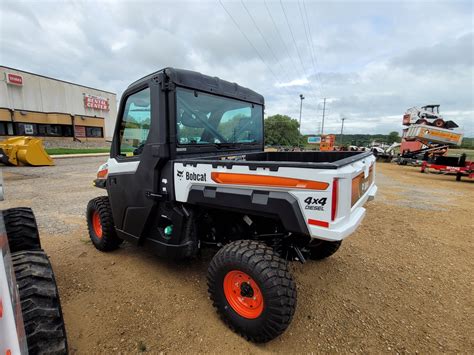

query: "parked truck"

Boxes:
[86, 68, 377, 342]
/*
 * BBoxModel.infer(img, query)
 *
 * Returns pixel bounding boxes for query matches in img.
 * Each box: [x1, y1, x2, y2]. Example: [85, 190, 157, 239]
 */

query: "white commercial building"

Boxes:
[0, 66, 117, 141]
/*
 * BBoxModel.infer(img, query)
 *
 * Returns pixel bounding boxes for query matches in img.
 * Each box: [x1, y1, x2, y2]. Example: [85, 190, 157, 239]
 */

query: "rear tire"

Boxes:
[207, 240, 297, 343]
[11, 250, 68, 354]
[3, 207, 41, 253]
[307, 240, 342, 260]
[86, 196, 122, 251]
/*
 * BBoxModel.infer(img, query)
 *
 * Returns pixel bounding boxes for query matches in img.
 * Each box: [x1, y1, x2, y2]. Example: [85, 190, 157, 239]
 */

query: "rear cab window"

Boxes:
[176, 88, 263, 146]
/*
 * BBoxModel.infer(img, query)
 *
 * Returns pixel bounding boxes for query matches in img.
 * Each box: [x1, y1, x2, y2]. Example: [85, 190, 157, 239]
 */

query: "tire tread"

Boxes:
[3, 207, 41, 253]
[11, 250, 68, 354]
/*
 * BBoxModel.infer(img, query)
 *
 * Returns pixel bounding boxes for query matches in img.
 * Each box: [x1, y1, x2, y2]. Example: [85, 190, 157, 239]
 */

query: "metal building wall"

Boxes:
[0, 66, 117, 140]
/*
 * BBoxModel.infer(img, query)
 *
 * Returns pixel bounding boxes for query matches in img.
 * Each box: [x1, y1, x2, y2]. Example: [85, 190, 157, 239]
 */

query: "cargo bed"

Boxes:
[177, 150, 373, 170]
[173, 149, 377, 243]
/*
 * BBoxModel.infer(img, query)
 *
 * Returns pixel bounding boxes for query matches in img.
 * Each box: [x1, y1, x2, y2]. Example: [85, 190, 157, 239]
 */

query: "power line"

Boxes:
[321, 97, 326, 135]
[279, 0, 321, 134]
[219, 0, 282, 86]
[279, 0, 320, 117]
[240, 0, 292, 84]
[279, 0, 313, 88]
[302, 0, 326, 97]
[297, 1, 315, 81]
[291, 0, 320, 99]
[301, 0, 330, 133]
[298, 0, 323, 97]
[220, 0, 318, 131]
[263, 0, 305, 80]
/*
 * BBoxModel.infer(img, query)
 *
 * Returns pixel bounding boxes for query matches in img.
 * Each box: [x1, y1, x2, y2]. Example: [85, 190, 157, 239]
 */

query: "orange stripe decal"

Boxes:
[211, 172, 329, 190]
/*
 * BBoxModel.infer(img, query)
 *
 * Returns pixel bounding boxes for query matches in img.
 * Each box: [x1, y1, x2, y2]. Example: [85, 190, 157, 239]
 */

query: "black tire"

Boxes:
[433, 119, 445, 128]
[3, 207, 41, 253]
[86, 196, 122, 251]
[11, 250, 68, 354]
[0, 148, 13, 165]
[456, 173, 462, 181]
[207, 240, 297, 343]
[307, 240, 342, 260]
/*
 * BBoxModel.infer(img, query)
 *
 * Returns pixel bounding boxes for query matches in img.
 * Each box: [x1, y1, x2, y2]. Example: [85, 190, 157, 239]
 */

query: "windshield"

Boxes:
[176, 87, 263, 145]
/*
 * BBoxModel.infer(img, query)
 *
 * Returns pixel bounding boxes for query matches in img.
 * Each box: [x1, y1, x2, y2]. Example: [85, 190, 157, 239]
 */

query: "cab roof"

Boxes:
[128, 67, 264, 105]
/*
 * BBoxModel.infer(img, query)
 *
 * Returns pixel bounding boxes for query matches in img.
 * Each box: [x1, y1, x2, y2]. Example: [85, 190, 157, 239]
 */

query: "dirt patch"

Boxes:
[2, 171, 40, 181]
[3, 159, 474, 353]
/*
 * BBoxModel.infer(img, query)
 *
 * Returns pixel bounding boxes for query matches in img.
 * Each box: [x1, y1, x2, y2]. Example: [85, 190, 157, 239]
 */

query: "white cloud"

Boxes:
[0, 0, 472, 136]
[277, 78, 310, 87]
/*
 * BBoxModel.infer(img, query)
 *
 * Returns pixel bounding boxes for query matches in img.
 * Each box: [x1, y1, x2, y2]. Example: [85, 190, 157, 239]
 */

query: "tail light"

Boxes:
[331, 178, 338, 221]
[97, 168, 108, 179]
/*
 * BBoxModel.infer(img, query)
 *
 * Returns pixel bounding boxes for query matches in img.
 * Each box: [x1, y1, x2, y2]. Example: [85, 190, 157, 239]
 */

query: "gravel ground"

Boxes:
[2, 158, 473, 353]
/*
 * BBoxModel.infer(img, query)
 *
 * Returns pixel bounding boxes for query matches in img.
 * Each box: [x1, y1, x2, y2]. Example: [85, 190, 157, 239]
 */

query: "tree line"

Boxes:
[264, 114, 474, 148]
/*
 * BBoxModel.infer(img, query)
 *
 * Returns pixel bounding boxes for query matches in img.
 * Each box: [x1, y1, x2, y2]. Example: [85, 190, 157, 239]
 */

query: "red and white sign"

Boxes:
[84, 94, 109, 111]
[6, 73, 23, 86]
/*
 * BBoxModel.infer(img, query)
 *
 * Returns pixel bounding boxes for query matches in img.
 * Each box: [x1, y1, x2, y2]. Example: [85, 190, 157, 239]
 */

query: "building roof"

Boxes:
[0, 65, 116, 95]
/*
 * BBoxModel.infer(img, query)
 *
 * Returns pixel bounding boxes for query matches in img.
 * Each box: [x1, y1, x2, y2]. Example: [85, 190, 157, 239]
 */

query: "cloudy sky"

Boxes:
[1, 0, 473, 136]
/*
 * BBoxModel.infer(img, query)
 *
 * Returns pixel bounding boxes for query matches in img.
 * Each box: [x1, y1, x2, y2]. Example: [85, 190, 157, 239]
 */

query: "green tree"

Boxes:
[264, 114, 303, 146]
[387, 131, 401, 144]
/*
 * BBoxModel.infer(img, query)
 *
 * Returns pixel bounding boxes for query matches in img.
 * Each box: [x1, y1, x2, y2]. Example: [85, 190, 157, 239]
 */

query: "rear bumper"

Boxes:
[368, 184, 377, 201]
[308, 184, 377, 242]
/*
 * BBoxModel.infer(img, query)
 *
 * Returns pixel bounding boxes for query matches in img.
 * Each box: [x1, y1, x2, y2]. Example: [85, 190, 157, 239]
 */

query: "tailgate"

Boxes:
[351, 164, 375, 206]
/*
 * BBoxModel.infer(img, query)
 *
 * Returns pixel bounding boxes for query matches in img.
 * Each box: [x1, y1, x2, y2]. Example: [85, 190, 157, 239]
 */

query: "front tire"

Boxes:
[12, 250, 68, 354]
[207, 240, 297, 343]
[307, 240, 342, 260]
[86, 196, 122, 251]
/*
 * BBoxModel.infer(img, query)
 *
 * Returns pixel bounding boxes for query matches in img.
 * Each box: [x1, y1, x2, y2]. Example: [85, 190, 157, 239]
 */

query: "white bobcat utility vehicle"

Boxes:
[86, 68, 377, 342]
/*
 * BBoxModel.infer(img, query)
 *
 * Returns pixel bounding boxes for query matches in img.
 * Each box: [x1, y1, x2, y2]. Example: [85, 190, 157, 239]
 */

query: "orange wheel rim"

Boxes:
[92, 211, 103, 238]
[223, 270, 264, 319]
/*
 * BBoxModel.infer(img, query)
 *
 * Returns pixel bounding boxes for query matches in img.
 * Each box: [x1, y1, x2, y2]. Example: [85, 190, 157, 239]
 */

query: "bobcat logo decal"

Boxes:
[177, 170, 184, 180]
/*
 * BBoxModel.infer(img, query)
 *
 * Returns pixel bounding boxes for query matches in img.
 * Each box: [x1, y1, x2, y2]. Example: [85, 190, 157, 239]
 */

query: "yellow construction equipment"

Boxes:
[0, 137, 54, 166]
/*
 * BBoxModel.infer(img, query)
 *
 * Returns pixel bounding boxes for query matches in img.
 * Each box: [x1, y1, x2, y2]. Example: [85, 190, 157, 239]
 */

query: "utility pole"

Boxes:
[321, 98, 326, 135]
[340, 117, 346, 146]
[299, 94, 305, 134]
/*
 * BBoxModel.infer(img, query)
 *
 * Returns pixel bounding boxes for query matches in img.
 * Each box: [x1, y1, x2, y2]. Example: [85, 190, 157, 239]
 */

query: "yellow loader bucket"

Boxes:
[0, 137, 54, 166]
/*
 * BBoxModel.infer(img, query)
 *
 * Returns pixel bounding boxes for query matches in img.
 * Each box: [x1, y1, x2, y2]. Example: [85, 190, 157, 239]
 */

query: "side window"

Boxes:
[119, 87, 151, 157]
